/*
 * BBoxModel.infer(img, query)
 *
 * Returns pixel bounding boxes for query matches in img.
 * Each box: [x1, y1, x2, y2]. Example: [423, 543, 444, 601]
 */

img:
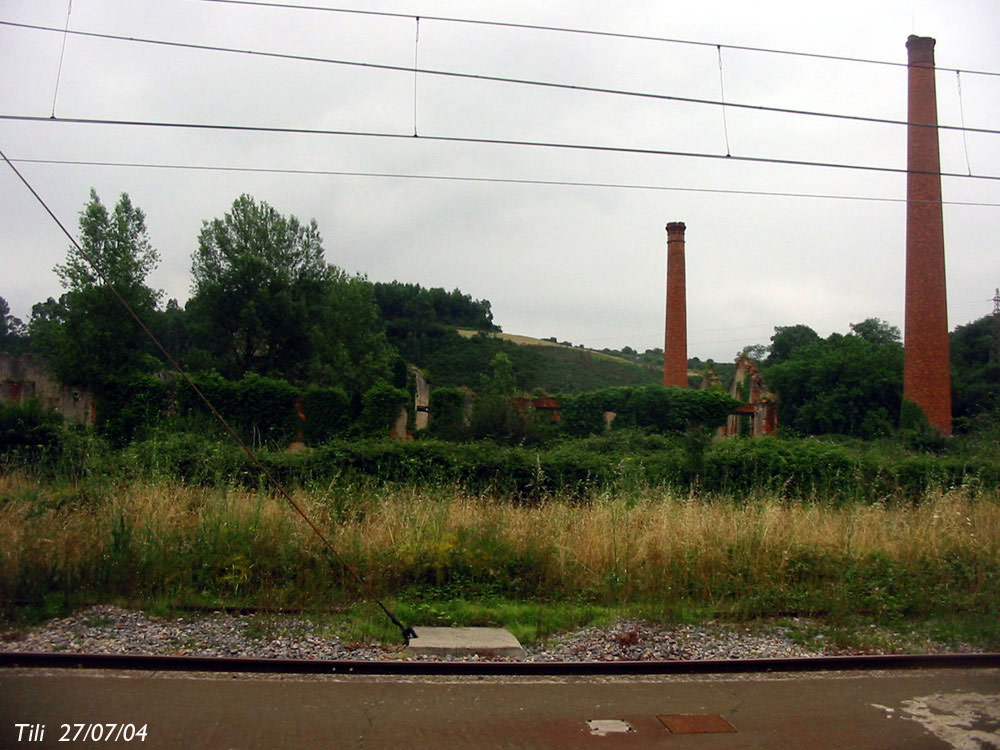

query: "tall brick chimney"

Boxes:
[903, 35, 952, 434]
[663, 221, 688, 388]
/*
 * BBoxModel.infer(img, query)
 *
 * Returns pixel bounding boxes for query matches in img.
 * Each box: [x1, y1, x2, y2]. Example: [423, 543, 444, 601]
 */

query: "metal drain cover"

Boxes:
[587, 719, 634, 735]
[657, 714, 736, 734]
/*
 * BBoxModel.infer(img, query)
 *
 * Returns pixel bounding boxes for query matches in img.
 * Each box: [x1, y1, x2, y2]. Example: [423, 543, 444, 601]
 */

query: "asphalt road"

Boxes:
[2, 667, 998, 749]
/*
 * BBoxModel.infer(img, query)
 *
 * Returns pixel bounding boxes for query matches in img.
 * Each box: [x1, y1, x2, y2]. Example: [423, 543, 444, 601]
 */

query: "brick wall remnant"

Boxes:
[719, 357, 777, 438]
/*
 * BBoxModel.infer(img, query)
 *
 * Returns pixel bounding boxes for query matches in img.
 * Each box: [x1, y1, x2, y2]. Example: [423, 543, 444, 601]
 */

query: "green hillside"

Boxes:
[372, 282, 663, 394]
[412, 328, 661, 394]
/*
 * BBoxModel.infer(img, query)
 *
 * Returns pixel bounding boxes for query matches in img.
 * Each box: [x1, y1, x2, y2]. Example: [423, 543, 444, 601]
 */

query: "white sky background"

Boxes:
[1, 0, 998, 362]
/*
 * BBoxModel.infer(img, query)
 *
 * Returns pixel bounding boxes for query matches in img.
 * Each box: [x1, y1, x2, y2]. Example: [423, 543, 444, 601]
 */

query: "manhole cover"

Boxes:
[587, 719, 634, 735]
[657, 714, 736, 734]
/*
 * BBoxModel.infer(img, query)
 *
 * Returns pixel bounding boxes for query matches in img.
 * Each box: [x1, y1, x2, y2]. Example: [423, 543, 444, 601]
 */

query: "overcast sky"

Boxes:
[2, 0, 998, 362]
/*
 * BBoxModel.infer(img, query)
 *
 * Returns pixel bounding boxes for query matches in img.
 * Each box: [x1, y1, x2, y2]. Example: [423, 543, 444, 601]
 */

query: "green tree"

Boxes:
[738, 343, 768, 363]
[950, 314, 1000, 430]
[765, 326, 903, 438]
[0, 296, 27, 354]
[29, 190, 161, 385]
[189, 194, 329, 380]
[188, 194, 392, 390]
[484, 352, 517, 396]
[308, 272, 396, 396]
[765, 324, 821, 366]
[850, 317, 901, 346]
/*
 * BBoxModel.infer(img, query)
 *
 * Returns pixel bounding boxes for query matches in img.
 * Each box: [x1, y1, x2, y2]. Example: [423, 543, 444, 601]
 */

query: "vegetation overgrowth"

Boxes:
[3, 424, 999, 649]
[2, 470, 997, 648]
[3, 189, 1000, 650]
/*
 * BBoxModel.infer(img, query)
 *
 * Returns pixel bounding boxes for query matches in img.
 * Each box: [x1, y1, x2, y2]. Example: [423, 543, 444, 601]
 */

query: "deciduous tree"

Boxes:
[0, 296, 27, 354]
[188, 194, 392, 391]
[29, 190, 161, 385]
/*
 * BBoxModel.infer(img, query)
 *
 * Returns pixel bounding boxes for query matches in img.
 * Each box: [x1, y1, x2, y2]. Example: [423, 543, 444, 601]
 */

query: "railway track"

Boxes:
[2, 650, 998, 675]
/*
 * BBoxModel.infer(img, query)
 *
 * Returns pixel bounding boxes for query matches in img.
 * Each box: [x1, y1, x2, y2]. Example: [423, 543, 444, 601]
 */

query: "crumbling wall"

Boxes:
[0, 352, 95, 425]
[720, 357, 777, 438]
[412, 366, 430, 431]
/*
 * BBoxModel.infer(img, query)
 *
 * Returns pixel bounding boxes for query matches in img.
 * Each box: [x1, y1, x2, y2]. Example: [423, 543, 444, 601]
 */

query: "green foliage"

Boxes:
[56, 190, 160, 294]
[558, 385, 737, 438]
[0, 296, 28, 355]
[120, 431, 253, 485]
[187, 195, 393, 391]
[951, 315, 1000, 431]
[766, 330, 903, 439]
[0, 400, 64, 460]
[306, 274, 396, 396]
[358, 381, 409, 437]
[558, 392, 608, 438]
[398, 329, 659, 396]
[765, 324, 821, 366]
[30, 191, 162, 386]
[188, 194, 330, 380]
[374, 281, 497, 361]
[483, 352, 517, 396]
[468, 395, 533, 445]
[627, 386, 738, 433]
[94, 374, 169, 446]
[427, 387, 468, 441]
[177, 372, 299, 446]
[850, 317, 901, 346]
[701, 438, 861, 498]
[300, 386, 351, 444]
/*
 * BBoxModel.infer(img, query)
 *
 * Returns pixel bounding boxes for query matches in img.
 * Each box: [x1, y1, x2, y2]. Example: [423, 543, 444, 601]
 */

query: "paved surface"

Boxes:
[1, 667, 998, 749]
[407, 626, 525, 658]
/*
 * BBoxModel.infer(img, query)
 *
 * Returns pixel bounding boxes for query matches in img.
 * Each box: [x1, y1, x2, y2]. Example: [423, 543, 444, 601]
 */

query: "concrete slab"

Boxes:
[407, 626, 525, 658]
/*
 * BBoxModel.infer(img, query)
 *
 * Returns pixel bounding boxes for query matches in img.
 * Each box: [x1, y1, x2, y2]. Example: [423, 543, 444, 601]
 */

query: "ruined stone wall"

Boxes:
[0, 353, 95, 425]
[721, 357, 777, 438]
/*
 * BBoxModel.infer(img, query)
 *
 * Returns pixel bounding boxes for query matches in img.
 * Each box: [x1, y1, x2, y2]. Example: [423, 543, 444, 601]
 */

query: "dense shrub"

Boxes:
[427, 387, 468, 441]
[177, 372, 299, 446]
[358, 381, 410, 437]
[558, 392, 607, 438]
[0, 399, 64, 460]
[626, 386, 737, 434]
[701, 438, 862, 499]
[300, 386, 351, 444]
[94, 374, 169, 446]
[558, 386, 737, 438]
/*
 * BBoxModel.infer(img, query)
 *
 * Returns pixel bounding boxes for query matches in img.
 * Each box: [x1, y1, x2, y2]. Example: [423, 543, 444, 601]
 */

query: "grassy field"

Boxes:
[3, 471, 997, 649]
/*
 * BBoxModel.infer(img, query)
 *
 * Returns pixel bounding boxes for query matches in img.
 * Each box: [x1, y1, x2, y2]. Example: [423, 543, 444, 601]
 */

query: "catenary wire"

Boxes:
[48, 0, 73, 118]
[0, 146, 418, 645]
[195, 0, 1000, 79]
[4, 21, 999, 137]
[4, 113, 1000, 182]
[8, 157, 1000, 207]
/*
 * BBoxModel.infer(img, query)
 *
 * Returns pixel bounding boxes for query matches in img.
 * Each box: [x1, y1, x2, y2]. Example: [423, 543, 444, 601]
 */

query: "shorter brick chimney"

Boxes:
[663, 221, 688, 388]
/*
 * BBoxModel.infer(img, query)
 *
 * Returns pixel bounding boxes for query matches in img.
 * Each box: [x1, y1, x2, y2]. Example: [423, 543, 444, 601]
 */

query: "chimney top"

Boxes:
[665, 221, 686, 233]
[906, 35, 936, 65]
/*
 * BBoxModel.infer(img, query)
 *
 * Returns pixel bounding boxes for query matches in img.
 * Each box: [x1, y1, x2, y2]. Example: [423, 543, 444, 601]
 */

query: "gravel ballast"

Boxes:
[0, 605, 979, 662]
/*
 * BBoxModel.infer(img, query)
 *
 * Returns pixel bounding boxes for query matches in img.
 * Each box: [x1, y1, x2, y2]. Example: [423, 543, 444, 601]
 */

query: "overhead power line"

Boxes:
[5, 21, 998, 137]
[195, 0, 1000, 79]
[9, 156, 1000, 207]
[4, 114, 1000, 182]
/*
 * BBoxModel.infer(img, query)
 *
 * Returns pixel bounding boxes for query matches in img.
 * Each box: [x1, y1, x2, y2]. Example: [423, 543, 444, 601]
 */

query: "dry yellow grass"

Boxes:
[2, 473, 997, 609]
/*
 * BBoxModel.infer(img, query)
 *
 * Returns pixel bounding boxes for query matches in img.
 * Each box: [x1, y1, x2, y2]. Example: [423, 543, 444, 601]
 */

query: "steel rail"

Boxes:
[2, 651, 998, 676]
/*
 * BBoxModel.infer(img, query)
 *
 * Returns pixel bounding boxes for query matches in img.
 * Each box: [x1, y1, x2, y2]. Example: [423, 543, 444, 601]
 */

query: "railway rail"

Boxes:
[2, 650, 998, 676]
